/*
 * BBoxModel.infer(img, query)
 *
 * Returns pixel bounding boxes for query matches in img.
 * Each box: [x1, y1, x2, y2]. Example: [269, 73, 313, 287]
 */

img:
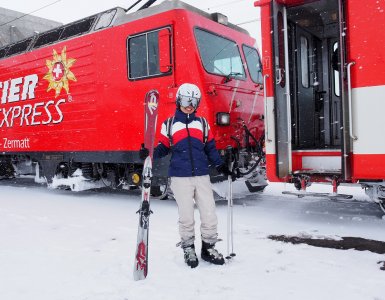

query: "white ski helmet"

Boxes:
[176, 83, 201, 110]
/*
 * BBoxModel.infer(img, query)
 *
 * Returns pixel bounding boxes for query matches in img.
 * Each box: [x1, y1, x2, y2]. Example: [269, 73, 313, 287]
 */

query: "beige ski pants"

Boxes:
[170, 175, 218, 246]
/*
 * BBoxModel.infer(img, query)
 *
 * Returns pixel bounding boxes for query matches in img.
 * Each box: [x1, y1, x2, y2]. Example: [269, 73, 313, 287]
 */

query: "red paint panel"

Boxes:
[259, 2, 275, 97]
[347, 0, 385, 88]
[352, 154, 385, 179]
[268, 152, 385, 181]
[266, 153, 285, 182]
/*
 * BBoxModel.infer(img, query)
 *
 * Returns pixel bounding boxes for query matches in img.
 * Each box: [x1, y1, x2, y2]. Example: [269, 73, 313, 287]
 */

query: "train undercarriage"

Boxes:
[2, 152, 385, 213]
[0, 144, 267, 199]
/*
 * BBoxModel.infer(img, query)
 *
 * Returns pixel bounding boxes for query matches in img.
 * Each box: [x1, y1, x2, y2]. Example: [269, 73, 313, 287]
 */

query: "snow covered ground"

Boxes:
[1, 178, 384, 300]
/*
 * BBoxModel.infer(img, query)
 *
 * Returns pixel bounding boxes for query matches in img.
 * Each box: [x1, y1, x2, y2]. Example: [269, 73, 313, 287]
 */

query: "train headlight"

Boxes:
[216, 112, 230, 126]
[131, 173, 141, 185]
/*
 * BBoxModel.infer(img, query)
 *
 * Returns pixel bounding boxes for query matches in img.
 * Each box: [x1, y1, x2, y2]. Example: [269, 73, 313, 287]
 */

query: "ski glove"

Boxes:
[139, 143, 149, 160]
[216, 164, 236, 181]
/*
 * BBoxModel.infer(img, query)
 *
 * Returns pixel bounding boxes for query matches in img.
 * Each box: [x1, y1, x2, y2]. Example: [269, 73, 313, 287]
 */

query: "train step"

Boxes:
[282, 191, 353, 200]
[292, 169, 341, 176]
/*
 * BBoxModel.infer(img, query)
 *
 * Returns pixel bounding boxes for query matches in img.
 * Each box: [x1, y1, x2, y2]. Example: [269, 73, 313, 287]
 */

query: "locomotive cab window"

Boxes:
[60, 17, 97, 40]
[0, 46, 9, 59]
[300, 36, 310, 88]
[6, 38, 34, 57]
[33, 28, 64, 49]
[128, 27, 172, 80]
[194, 28, 245, 80]
[242, 45, 263, 84]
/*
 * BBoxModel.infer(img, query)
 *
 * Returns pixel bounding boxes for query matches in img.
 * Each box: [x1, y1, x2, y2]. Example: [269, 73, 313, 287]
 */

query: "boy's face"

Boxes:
[180, 105, 195, 114]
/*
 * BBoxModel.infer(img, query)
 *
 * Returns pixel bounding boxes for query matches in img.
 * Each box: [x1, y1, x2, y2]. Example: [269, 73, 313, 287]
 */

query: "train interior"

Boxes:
[286, 1, 341, 150]
[272, 0, 344, 177]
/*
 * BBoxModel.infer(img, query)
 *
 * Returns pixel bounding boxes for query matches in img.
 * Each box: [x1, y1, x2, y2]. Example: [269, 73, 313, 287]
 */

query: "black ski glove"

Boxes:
[216, 164, 236, 181]
[139, 143, 149, 160]
[217, 164, 230, 176]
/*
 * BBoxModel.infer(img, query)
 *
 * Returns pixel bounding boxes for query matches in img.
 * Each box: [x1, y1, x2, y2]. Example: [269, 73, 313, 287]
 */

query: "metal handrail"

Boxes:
[347, 62, 357, 140]
[263, 74, 272, 142]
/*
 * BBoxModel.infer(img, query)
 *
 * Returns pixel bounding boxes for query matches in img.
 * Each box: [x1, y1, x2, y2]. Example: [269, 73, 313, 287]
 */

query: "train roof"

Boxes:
[0, 0, 249, 61]
[114, 0, 249, 34]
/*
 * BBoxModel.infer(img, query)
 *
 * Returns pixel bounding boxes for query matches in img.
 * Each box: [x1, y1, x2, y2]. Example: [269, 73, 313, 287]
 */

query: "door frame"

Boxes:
[272, 0, 292, 178]
[337, 0, 352, 180]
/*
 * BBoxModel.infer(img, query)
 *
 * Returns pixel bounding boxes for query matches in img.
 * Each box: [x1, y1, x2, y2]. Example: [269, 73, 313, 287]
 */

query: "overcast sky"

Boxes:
[0, 0, 261, 47]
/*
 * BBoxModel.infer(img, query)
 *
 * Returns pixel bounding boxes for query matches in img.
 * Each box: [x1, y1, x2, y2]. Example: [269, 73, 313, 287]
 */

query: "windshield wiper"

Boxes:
[223, 72, 242, 83]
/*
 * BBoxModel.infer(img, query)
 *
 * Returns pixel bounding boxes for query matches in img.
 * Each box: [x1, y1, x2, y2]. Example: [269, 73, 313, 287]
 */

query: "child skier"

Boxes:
[141, 83, 231, 268]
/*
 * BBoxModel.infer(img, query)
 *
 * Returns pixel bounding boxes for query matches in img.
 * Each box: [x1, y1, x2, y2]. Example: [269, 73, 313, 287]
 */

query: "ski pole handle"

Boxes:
[225, 146, 234, 171]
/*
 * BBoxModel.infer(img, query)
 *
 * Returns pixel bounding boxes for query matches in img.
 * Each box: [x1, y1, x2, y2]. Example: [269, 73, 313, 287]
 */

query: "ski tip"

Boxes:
[133, 273, 147, 281]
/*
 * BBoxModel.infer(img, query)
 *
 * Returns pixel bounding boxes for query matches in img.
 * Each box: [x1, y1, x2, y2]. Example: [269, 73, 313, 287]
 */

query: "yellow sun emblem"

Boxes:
[43, 47, 77, 97]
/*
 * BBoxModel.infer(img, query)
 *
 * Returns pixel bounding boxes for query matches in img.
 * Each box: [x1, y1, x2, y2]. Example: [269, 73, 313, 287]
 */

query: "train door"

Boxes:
[272, 0, 351, 180]
[291, 26, 321, 149]
[272, 1, 292, 178]
[127, 26, 174, 184]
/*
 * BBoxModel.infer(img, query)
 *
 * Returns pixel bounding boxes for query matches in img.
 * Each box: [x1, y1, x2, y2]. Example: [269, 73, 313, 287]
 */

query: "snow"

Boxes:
[1, 178, 385, 300]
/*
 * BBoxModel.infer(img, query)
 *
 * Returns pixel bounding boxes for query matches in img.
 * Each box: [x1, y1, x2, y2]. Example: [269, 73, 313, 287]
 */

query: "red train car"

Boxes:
[0, 0, 265, 194]
[255, 0, 385, 211]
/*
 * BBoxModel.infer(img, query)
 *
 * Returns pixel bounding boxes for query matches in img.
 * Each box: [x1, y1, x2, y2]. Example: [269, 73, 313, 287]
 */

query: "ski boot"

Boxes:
[183, 244, 199, 268]
[201, 241, 225, 265]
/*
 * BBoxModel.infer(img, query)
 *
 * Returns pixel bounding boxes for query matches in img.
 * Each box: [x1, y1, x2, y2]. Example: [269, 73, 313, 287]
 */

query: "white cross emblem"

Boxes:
[53, 63, 63, 80]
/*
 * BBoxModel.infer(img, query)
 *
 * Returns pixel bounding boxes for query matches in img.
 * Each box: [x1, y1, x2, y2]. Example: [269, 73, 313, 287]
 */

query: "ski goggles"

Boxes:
[179, 96, 200, 108]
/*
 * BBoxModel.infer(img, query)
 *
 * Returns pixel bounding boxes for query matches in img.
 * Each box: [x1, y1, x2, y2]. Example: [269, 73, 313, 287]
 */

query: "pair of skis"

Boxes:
[133, 90, 159, 281]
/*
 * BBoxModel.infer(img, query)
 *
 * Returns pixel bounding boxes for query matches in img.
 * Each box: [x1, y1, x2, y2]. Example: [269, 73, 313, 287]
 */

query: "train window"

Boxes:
[129, 35, 148, 78]
[60, 17, 97, 40]
[242, 45, 263, 84]
[332, 42, 340, 97]
[0, 46, 8, 59]
[194, 28, 245, 80]
[147, 32, 161, 75]
[300, 36, 309, 88]
[128, 28, 171, 80]
[6, 38, 33, 57]
[33, 28, 64, 49]
[32, 16, 96, 49]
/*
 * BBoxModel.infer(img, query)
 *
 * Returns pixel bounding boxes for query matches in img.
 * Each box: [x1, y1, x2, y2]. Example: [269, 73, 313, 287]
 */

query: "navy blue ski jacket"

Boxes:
[154, 109, 223, 177]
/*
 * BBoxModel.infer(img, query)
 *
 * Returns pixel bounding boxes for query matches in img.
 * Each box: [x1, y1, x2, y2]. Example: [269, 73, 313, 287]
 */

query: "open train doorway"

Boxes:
[271, 0, 350, 179]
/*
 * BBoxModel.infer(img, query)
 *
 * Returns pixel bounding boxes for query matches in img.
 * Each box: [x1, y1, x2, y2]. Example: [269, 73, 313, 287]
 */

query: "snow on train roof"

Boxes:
[0, 0, 249, 61]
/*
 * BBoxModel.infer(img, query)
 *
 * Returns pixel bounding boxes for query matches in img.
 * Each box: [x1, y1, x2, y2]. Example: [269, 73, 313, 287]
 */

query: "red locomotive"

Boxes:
[256, 0, 385, 212]
[0, 0, 266, 194]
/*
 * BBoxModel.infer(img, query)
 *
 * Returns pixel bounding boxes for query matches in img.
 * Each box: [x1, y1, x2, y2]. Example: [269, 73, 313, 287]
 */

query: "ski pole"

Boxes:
[226, 174, 231, 259]
[225, 146, 236, 259]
